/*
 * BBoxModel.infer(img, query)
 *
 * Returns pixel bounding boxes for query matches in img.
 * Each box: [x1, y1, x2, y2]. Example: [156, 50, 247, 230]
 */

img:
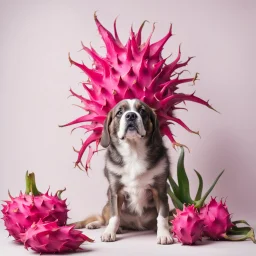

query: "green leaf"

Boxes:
[168, 176, 180, 198]
[194, 169, 203, 201]
[225, 227, 256, 243]
[167, 186, 184, 210]
[229, 226, 251, 235]
[177, 147, 193, 204]
[232, 220, 250, 226]
[195, 170, 224, 208]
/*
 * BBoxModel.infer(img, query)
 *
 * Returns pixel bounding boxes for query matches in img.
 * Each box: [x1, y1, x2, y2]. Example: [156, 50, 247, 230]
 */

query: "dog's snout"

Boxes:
[125, 112, 137, 121]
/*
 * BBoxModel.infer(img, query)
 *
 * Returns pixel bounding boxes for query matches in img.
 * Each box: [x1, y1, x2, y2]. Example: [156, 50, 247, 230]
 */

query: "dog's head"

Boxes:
[100, 99, 160, 148]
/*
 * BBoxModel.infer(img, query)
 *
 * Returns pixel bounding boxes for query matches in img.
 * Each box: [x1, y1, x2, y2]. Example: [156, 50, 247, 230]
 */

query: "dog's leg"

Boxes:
[152, 187, 174, 245]
[86, 220, 102, 229]
[68, 214, 104, 229]
[101, 193, 124, 242]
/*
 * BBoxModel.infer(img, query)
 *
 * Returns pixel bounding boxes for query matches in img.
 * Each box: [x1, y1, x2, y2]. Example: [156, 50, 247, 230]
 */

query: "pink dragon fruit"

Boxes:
[60, 13, 216, 171]
[199, 197, 233, 240]
[20, 219, 93, 253]
[171, 205, 204, 245]
[1, 172, 68, 243]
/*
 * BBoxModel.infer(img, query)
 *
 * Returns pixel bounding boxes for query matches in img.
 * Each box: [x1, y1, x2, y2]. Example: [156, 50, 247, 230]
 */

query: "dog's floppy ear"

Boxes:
[100, 110, 113, 148]
[150, 109, 160, 141]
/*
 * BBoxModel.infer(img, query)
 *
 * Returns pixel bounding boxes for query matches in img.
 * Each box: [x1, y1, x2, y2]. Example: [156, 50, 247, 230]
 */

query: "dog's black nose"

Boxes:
[125, 112, 137, 121]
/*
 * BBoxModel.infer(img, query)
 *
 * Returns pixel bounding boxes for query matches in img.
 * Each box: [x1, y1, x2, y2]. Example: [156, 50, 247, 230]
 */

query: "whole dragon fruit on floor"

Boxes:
[20, 219, 93, 253]
[1, 172, 68, 243]
[199, 197, 233, 240]
[171, 205, 204, 245]
[199, 198, 256, 243]
[60, 13, 217, 171]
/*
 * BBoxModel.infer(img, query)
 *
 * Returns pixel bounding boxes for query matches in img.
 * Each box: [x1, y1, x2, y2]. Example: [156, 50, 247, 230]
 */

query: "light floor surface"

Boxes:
[1, 224, 256, 256]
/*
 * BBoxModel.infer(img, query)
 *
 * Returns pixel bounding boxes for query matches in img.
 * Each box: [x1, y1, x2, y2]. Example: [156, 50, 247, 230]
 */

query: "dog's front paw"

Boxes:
[101, 231, 116, 242]
[157, 230, 174, 245]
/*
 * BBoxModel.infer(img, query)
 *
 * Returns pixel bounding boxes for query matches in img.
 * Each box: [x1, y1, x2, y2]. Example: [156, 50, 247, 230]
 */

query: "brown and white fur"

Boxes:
[72, 99, 173, 245]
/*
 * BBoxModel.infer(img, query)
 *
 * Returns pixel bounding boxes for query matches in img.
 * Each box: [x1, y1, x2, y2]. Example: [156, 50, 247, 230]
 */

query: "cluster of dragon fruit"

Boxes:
[2, 172, 93, 253]
[169, 147, 255, 245]
[2, 14, 255, 253]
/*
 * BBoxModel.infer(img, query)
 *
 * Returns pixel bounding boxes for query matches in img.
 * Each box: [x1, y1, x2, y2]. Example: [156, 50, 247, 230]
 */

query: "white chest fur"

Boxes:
[106, 140, 167, 215]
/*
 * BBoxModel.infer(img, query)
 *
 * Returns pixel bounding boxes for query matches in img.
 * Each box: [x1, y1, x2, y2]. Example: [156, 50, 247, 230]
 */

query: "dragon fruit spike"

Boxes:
[1, 172, 68, 243]
[199, 197, 233, 240]
[60, 14, 216, 171]
[20, 219, 93, 253]
[171, 205, 204, 245]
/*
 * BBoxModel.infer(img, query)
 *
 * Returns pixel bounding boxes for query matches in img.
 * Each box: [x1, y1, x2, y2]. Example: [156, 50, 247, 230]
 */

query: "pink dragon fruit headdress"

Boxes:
[60, 14, 215, 171]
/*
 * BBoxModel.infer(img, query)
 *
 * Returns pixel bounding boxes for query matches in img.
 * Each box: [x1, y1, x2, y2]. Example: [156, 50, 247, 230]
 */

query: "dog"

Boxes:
[72, 99, 173, 245]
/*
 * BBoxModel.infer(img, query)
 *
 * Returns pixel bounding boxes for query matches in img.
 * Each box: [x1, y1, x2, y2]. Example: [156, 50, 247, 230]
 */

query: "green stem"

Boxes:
[25, 171, 41, 196]
[25, 171, 31, 195]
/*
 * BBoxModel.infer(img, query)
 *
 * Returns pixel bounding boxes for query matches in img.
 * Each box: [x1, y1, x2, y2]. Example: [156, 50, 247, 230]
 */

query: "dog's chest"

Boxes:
[120, 144, 152, 183]
[112, 147, 149, 214]
[121, 171, 153, 216]
[107, 142, 166, 215]
[120, 152, 162, 215]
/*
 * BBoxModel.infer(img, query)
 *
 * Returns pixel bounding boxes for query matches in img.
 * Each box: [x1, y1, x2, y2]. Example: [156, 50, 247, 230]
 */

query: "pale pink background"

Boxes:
[1, 0, 256, 230]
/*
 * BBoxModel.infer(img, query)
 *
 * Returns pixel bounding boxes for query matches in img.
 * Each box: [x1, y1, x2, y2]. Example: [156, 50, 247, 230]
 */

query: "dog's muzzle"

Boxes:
[125, 112, 138, 132]
[118, 109, 146, 140]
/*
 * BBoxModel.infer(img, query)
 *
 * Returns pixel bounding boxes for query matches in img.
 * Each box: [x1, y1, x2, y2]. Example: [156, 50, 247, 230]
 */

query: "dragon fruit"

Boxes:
[199, 197, 233, 240]
[171, 205, 204, 245]
[20, 219, 93, 253]
[1, 172, 68, 243]
[60, 13, 216, 171]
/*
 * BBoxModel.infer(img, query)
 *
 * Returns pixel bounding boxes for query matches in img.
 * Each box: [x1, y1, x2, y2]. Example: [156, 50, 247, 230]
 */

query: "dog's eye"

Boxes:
[116, 109, 123, 117]
[139, 108, 146, 115]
